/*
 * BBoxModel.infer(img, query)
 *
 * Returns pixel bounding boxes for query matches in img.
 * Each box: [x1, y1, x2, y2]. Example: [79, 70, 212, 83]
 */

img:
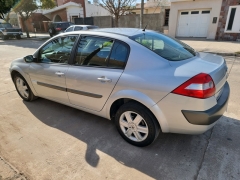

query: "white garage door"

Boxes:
[177, 10, 211, 37]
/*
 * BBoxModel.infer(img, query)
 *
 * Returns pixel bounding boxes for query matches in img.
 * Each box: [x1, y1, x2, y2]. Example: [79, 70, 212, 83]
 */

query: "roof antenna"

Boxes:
[142, 2, 161, 32]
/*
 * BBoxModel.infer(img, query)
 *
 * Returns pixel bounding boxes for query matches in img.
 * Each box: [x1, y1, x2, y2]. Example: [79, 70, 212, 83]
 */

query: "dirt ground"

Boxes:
[0, 39, 240, 180]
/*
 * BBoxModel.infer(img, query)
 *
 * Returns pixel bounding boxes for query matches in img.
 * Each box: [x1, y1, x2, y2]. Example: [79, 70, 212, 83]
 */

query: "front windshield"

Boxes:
[0, 23, 12, 28]
[129, 32, 196, 61]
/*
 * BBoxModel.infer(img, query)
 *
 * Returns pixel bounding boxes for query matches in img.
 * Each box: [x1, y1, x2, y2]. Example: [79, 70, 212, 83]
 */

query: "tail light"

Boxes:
[172, 73, 216, 99]
[56, 28, 61, 31]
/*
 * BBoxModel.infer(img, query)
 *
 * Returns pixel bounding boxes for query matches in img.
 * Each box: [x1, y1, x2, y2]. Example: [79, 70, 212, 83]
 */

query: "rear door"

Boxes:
[66, 35, 129, 111]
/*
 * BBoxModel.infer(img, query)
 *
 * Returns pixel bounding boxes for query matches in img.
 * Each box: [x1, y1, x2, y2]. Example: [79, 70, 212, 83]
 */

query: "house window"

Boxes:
[191, 11, 199, 14]
[181, 12, 188, 15]
[202, 10, 210, 14]
[227, 8, 236, 31]
[164, 9, 170, 26]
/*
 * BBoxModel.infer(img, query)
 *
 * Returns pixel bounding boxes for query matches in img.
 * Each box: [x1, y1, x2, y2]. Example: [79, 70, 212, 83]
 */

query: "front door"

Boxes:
[66, 35, 130, 111]
[28, 35, 78, 103]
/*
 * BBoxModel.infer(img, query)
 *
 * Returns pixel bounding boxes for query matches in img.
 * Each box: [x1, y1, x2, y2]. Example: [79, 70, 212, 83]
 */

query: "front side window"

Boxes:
[75, 36, 113, 67]
[39, 35, 78, 64]
[130, 32, 195, 61]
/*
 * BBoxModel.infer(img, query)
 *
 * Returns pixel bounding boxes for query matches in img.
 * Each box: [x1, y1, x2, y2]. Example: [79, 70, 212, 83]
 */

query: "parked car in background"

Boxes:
[64, 25, 99, 32]
[10, 28, 230, 147]
[0, 23, 23, 40]
[48, 22, 73, 37]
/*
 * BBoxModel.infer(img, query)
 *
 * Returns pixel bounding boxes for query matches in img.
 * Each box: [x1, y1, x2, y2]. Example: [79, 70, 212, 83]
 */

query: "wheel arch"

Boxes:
[10, 67, 38, 96]
[106, 90, 169, 132]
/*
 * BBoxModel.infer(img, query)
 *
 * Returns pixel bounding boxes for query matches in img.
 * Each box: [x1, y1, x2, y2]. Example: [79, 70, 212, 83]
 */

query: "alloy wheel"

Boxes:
[16, 77, 29, 99]
[119, 111, 149, 142]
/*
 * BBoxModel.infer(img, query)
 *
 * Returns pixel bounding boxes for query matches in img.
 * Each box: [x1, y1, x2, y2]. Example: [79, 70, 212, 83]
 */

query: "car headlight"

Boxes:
[3, 29, 7, 32]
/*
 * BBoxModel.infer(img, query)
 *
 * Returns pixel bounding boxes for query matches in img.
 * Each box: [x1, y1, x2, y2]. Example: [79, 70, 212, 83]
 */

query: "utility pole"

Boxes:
[140, 0, 144, 28]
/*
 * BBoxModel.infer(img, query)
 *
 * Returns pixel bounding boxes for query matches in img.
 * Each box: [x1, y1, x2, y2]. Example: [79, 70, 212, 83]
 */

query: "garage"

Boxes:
[177, 10, 211, 37]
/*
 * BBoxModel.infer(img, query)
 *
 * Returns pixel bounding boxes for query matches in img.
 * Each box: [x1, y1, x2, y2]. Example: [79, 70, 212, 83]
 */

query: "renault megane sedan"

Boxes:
[10, 28, 230, 147]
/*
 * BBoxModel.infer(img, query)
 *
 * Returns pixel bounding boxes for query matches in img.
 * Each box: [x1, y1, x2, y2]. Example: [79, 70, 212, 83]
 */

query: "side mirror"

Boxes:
[24, 55, 37, 63]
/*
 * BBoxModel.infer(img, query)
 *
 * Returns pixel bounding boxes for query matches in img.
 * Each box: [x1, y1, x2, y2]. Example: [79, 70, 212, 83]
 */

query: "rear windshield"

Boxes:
[56, 23, 73, 28]
[0, 23, 12, 28]
[129, 32, 196, 61]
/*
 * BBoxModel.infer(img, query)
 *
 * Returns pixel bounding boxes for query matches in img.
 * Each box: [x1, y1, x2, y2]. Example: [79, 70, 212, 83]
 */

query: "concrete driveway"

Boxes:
[0, 39, 240, 180]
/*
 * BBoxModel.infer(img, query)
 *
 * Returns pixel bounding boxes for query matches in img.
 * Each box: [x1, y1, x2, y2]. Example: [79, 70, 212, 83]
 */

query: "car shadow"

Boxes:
[22, 98, 239, 179]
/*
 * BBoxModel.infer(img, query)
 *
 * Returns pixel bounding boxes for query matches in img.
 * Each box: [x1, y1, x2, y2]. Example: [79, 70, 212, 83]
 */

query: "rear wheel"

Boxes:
[115, 102, 160, 147]
[49, 29, 53, 37]
[14, 73, 37, 101]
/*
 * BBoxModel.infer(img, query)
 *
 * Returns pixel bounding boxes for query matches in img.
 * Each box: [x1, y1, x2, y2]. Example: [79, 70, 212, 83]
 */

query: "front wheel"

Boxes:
[14, 73, 37, 101]
[1, 33, 8, 40]
[115, 102, 160, 147]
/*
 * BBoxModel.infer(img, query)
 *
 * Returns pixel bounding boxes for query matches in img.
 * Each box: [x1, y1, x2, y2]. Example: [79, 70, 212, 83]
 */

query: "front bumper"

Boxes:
[182, 82, 230, 125]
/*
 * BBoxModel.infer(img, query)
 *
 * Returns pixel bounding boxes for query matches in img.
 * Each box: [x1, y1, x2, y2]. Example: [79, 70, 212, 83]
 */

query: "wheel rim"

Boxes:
[16, 77, 29, 99]
[119, 111, 149, 142]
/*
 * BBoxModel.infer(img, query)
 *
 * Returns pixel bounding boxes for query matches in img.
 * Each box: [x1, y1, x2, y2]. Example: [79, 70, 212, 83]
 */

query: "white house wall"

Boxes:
[66, 6, 84, 21]
[85, 1, 110, 17]
[169, 0, 222, 39]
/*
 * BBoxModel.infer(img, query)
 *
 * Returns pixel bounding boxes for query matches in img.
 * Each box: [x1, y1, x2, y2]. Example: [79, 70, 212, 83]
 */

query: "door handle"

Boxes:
[55, 72, 65, 76]
[97, 76, 112, 83]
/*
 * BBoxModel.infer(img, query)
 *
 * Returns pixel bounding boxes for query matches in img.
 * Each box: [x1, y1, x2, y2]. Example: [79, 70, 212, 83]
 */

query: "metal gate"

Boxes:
[74, 17, 94, 25]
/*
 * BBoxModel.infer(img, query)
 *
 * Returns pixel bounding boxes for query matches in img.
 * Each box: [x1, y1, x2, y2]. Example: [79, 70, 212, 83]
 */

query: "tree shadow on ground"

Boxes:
[23, 98, 240, 179]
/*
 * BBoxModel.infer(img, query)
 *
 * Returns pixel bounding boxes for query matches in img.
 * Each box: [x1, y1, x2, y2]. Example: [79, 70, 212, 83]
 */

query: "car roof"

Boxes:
[90, 28, 156, 37]
[72, 25, 95, 27]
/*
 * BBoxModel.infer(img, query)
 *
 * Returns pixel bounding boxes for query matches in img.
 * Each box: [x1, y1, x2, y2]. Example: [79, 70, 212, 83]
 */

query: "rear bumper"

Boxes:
[3, 32, 23, 36]
[182, 82, 230, 125]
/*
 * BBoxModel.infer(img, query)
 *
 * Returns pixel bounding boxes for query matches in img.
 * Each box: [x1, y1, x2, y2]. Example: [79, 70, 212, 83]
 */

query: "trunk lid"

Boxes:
[169, 52, 228, 99]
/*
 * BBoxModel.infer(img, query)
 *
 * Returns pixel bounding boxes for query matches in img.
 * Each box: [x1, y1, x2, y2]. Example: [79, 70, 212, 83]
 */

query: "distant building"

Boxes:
[132, 0, 171, 14]
[131, 0, 171, 27]
[43, 0, 110, 23]
[169, 0, 240, 40]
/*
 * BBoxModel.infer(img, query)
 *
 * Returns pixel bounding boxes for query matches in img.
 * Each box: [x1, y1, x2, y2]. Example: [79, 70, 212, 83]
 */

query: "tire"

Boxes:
[115, 102, 160, 147]
[1, 33, 8, 40]
[49, 29, 53, 37]
[13, 73, 37, 101]
[16, 35, 21, 39]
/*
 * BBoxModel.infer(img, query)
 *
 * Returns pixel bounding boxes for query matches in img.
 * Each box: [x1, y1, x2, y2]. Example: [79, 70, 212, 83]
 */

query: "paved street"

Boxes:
[0, 39, 240, 180]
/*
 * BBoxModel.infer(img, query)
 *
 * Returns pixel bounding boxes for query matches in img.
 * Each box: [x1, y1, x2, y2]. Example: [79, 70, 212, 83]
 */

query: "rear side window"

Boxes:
[130, 32, 195, 61]
[108, 41, 129, 69]
[74, 26, 83, 31]
[56, 23, 73, 28]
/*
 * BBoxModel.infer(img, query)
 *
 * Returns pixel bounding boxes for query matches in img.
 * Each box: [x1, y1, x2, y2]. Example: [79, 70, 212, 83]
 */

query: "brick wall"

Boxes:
[216, 0, 240, 40]
[50, 8, 68, 22]
[20, 13, 50, 32]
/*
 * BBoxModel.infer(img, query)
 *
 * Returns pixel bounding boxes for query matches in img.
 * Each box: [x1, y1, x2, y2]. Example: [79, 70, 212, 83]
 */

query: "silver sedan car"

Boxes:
[10, 28, 230, 147]
[64, 25, 99, 33]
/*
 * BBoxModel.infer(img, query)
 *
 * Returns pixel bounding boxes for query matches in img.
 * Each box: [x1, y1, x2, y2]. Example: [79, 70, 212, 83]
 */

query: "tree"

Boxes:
[13, 0, 38, 38]
[0, 0, 18, 19]
[37, 0, 56, 9]
[100, 0, 136, 27]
